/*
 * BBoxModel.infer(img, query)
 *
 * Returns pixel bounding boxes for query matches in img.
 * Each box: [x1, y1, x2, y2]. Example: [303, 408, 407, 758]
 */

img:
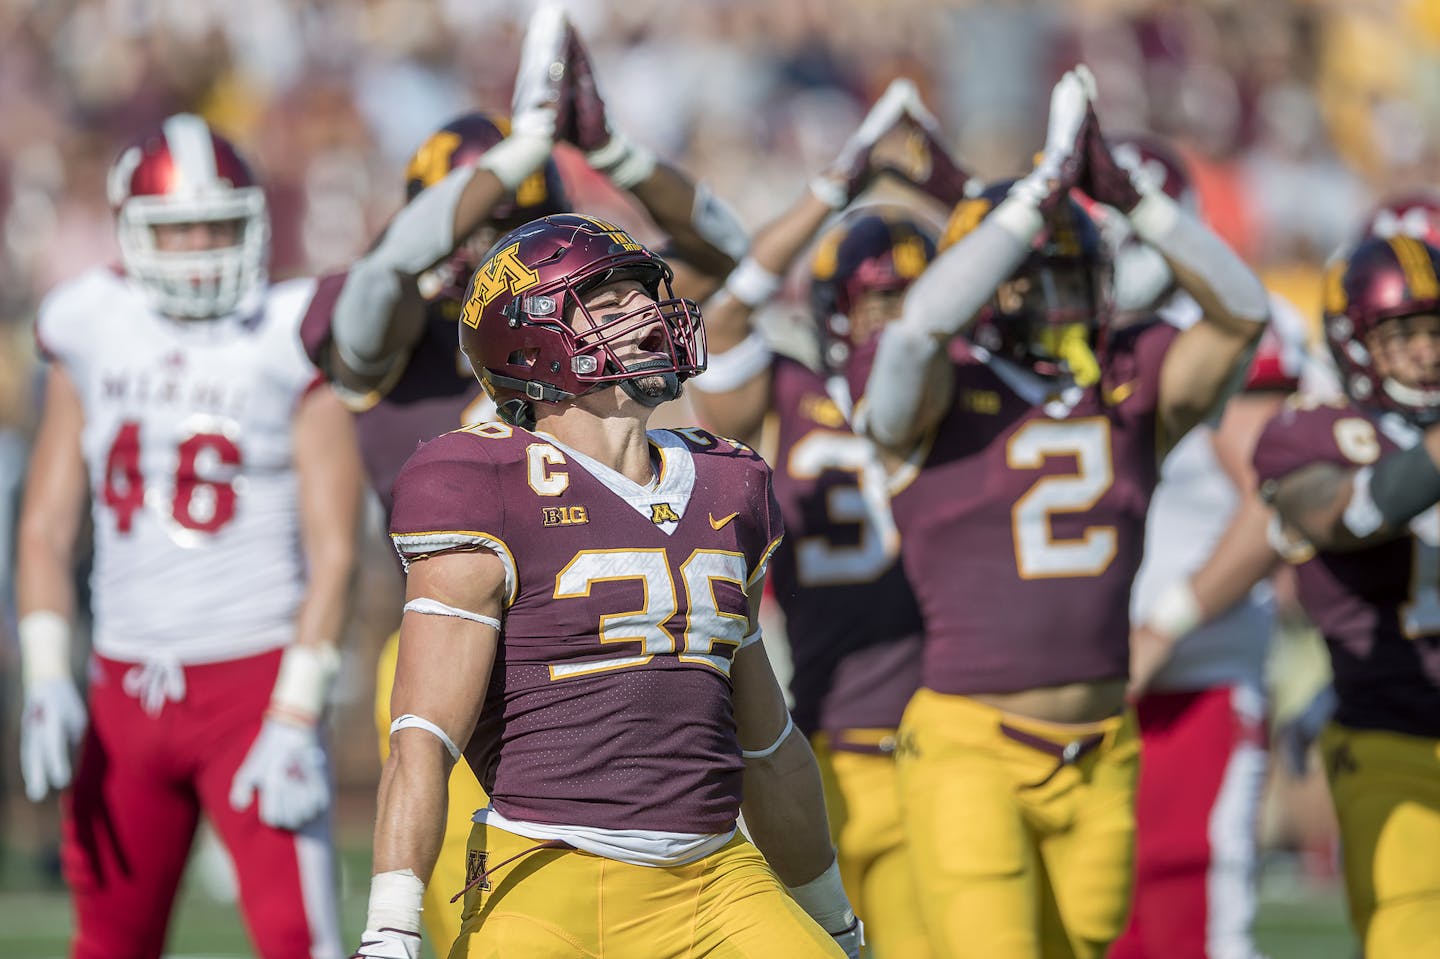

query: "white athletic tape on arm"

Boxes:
[692, 184, 750, 260]
[724, 257, 783, 309]
[587, 133, 657, 190]
[808, 176, 849, 211]
[688, 332, 773, 394]
[1143, 579, 1202, 641]
[786, 858, 857, 935]
[741, 714, 795, 760]
[365, 869, 425, 935]
[390, 714, 461, 762]
[403, 598, 501, 631]
[19, 611, 73, 687]
[269, 644, 341, 723]
[1342, 466, 1384, 538]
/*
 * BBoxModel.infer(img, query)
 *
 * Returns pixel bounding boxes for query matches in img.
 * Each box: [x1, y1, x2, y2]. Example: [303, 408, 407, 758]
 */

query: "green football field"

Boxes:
[0, 843, 1358, 959]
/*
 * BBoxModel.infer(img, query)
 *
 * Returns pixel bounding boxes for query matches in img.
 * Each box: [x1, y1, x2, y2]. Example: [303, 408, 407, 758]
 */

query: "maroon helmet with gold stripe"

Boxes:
[942, 180, 1112, 385]
[458, 214, 705, 427]
[1325, 235, 1440, 423]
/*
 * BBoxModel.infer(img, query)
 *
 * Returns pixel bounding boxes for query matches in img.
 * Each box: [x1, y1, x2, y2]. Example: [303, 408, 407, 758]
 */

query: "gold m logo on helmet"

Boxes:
[941, 198, 991, 252]
[460, 242, 541, 329]
[405, 131, 463, 192]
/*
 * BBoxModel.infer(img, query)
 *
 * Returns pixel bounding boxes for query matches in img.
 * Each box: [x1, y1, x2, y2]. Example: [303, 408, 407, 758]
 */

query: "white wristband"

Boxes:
[269, 643, 340, 724]
[808, 175, 849, 211]
[476, 134, 553, 193]
[688, 332, 773, 394]
[19, 610, 73, 687]
[586, 133, 657, 190]
[366, 869, 424, 934]
[1145, 579, 1203, 641]
[724, 257, 783, 309]
[786, 858, 856, 935]
[1128, 188, 1181, 243]
[990, 194, 1046, 245]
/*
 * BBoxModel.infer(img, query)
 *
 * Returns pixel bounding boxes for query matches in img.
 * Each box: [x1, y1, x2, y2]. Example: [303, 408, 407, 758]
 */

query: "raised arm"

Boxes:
[15, 364, 89, 802]
[732, 588, 861, 958]
[1078, 110, 1269, 449]
[327, 4, 570, 392]
[860, 68, 1094, 455]
[354, 549, 505, 958]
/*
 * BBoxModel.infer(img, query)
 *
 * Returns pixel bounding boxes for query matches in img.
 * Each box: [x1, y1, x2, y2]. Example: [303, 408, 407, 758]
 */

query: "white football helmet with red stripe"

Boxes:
[107, 114, 269, 318]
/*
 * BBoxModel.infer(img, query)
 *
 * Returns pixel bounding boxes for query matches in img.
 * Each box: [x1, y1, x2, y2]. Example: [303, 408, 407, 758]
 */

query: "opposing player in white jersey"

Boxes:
[1102, 136, 1303, 959]
[15, 114, 360, 959]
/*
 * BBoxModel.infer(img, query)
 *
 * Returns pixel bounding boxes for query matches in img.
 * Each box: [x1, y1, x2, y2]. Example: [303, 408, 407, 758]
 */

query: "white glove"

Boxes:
[229, 717, 331, 830]
[1009, 65, 1094, 210]
[831, 918, 864, 959]
[21, 678, 87, 802]
[349, 928, 421, 959]
[18, 611, 87, 802]
[477, 0, 563, 191]
[811, 77, 915, 209]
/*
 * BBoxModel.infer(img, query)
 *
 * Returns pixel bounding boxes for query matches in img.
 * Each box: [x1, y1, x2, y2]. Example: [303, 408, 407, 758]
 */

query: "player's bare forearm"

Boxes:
[741, 730, 836, 886]
[1158, 320, 1261, 450]
[372, 733, 453, 883]
[292, 387, 363, 650]
[629, 161, 739, 287]
[16, 366, 87, 619]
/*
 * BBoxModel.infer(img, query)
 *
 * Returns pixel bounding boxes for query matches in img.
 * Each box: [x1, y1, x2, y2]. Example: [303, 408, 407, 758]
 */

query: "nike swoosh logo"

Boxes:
[1104, 380, 1136, 406]
[709, 512, 739, 531]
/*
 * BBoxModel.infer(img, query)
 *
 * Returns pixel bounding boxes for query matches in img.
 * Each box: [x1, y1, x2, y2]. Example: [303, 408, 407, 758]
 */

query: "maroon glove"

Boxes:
[884, 120, 972, 207]
[1080, 106, 1144, 213]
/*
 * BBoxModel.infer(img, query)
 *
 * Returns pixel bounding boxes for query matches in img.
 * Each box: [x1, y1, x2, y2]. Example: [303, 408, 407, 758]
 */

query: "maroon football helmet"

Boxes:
[943, 180, 1113, 384]
[458, 214, 705, 427]
[106, 113, 269, 318]
[1360, 192, 1440, 248]
[404, 112, 569, 303]
[1325, 236, 1440, 423]
[809, 209, 937, 371]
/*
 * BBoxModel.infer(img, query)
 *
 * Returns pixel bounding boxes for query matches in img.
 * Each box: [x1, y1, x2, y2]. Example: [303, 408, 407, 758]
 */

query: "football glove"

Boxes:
[20, 677, 87, 802]
[559, 19, 657, 189]
[885, 85, 972, 206]
[811, 77, 914, 210]
[1009, 65, 1094, 212]
[229, 717, 331, 830]
[350, 928, 421, 959]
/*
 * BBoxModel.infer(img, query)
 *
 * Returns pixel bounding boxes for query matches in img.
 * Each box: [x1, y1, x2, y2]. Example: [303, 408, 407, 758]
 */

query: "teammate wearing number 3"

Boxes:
[850, 68, 1269, 958]
[1252, 236, 1440, 958]
[15, 115, 360, 958]
[353, 214, 860, 959]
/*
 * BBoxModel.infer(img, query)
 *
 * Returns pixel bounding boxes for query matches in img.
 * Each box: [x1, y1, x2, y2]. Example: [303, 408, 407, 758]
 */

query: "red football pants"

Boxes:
[1109, 685, 1269, 959]
[61, 650, 341, 959]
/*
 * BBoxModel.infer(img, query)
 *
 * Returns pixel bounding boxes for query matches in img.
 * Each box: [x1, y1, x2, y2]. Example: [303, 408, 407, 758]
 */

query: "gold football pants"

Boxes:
[376, 631, 490, 949]
[448, 824, 845, 958]
[1321, 722, 1440, 959]
[813, 730, 933, 959]
[896, 688, 1139, 959]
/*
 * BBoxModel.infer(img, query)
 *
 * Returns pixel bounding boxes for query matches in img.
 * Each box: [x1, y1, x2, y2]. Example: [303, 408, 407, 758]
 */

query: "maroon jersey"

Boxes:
[850, 321, 1178, 695]
[1253, 400, 1440, 737]
[766, 355, 923, 735]
[300, 273, 489, 515]
[390, 424, 784, 834]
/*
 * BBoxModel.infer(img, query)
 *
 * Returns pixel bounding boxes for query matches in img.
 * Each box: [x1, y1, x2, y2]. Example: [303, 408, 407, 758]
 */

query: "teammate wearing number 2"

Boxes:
[352, 214, 860, 959]
[15, 114, 360, 958]
[851, 68, 1268, 958]
[1252, 236, 1440, 958]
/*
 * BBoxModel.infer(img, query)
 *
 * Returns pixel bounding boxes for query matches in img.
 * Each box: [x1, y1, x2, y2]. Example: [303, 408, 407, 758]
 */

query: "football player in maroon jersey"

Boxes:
[1253, 235, 1440, 958]
[688, 78, 964, 959]
[851, 67, 1270, 959]
[17, 113, 360, 959]
[299, 6, 751, 947]
[351, 215, 860, 959]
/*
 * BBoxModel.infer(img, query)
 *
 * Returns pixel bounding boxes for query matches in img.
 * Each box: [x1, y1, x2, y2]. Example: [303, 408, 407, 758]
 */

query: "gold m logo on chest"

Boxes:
[650, 503, 681, 524]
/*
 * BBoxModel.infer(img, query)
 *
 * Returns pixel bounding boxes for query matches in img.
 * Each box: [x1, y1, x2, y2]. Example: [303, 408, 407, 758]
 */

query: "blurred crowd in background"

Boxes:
[0, 0, 1436, 888]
